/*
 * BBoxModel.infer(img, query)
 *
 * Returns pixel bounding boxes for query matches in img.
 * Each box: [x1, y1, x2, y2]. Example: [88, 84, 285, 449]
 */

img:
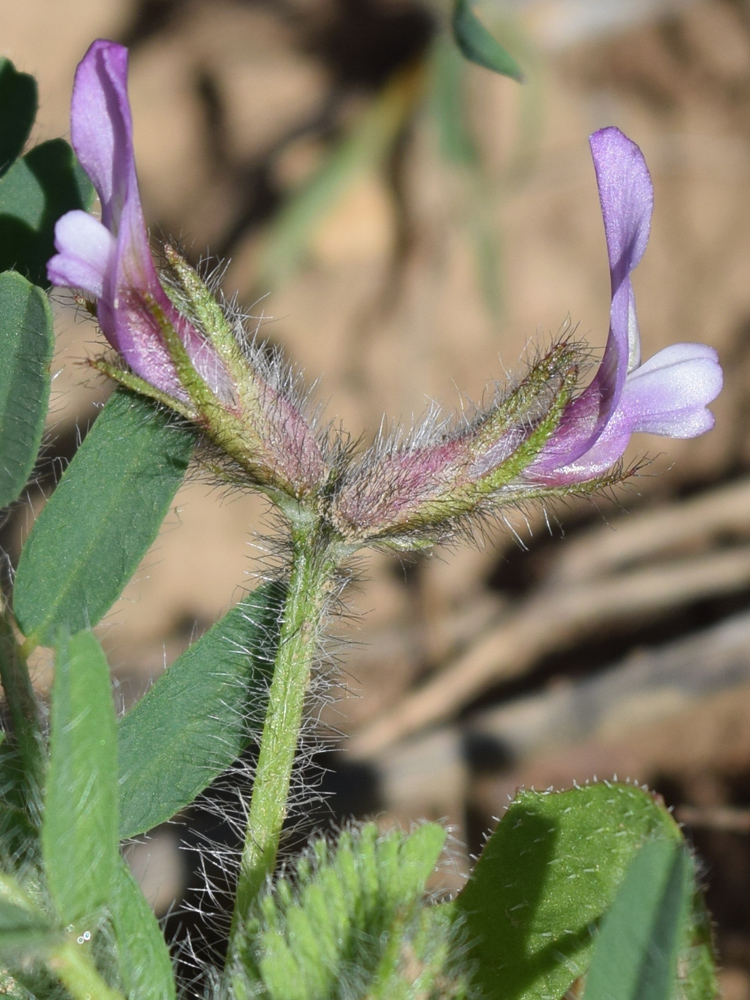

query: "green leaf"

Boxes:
[109, 857, 175, 1000]
[582, 841, 691, 1000]
[231, 822, 467, 1000]
[0, 271, 54, 508]
[453, 782, 717, 1000]
[0, 60, 37, 179]
[42, 630, 118, 924]
[14, 390, 195, 647]
[429, 42, 505, 320]
[118, 582, 283, 839]
[451, 0, 523, 82]
[0, 138, 94, 286]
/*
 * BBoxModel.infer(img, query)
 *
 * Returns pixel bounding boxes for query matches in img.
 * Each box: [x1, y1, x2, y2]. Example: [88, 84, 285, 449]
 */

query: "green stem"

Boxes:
[50, 941, 126, 1000]
[0, 607, 43, 794]
[227, 522, 336, 956]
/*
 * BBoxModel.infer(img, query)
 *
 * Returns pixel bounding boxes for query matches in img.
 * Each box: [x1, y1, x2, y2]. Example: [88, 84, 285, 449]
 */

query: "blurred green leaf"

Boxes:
[430, 39, 477, 167]
[14, 390, 195, 647]
[0, 271, 54, 509]
[259, 63, 424, 289]
[118, 582, 283, 839]
[429, 41, 505, 318]
[0, 739, 39, 868]
[0, 871, 39, 912]
[42, 630, 118, 924]
[451, 0, 523, 81]
[453, 782, 717, 1000]
[468, 193, 503, 317]
[0, 138, 93, 287]
[109, 858, 175, 1000]
[231, 822, 466, 1000]
[0, 59, 37, 179]
[0, 884, 56, 958]
[582, 841, 690, 1000]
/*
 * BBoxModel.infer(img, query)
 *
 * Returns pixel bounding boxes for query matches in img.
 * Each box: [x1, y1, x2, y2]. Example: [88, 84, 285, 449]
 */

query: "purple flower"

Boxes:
[331, 127, 722, 545]
[529, 127, 722, 484]
[47, 40, 330, 499]
[47, 40, 233, 406]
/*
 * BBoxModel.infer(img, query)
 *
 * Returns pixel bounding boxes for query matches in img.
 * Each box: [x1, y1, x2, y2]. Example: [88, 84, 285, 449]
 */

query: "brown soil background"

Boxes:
[5, 0, 750, 992]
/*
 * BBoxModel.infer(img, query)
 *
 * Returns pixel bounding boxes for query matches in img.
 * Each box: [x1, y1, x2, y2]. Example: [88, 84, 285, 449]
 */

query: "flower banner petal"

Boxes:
[590, 127, 653, 298]
[70, 40, 132, 231]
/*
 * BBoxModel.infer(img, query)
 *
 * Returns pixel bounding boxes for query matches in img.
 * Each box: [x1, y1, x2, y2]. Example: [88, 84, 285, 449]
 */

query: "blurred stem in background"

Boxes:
[255, 0, 543, 324]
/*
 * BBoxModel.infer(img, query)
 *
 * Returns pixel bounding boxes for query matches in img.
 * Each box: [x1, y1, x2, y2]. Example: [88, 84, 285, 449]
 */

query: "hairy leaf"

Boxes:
[42, 630, 118, 924]
[0, 59, 37, 179]
[0, 271, 53, 508]
[109, 858, 175, 1000]
[14, 390, 195, 647]
[582, 841, 691, 1000]
[454, 782, 716, 1000]
[230, 822, 467, 1000]
[118, 582, 283, 839]
[0, 138, 93, 286]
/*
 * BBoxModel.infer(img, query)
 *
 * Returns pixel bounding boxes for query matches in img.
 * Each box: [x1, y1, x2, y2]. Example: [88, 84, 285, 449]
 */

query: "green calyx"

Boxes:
[153, 256, 331, 503]
[159, 247, 283, 436]
[463, 341, 582, 495]
[140, 291, 308, 499]
[334, 341, 583, 546]
[161, 245, 246, 382]
[88, 358, 198, 421]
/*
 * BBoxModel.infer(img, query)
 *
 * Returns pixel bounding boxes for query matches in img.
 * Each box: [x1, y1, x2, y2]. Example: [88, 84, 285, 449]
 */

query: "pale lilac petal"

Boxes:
[524, 388, 600, 477]
[47, 210, 115, 299]
[60, 41, 236, 403]
[539, 132, 655, 474]
[70, 40, 132, 230]
[531, 342, 722, 485]
[531, 290, 633, 477]
[64, 39, 164, 366]
[526, 384, 630, 484]
[592, 127, 654, 395]
[630, 341, 720, 371]
[107, 196, 188, 398]
[544, 417, 633, 484]
[619, 343, 723, 437]
[514, 128, 721, 488]
[590, 127, 653, 301]
[108, 293, 184, 398]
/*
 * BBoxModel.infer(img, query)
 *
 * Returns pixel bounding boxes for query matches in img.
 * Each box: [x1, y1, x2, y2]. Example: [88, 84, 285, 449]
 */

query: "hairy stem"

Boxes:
[227, 521, 336, 957]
